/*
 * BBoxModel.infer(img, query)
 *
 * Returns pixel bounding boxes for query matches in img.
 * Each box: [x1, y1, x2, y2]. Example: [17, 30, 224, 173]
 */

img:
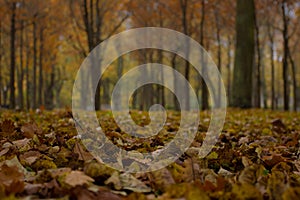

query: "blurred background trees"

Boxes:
[0, 0, 299, 111]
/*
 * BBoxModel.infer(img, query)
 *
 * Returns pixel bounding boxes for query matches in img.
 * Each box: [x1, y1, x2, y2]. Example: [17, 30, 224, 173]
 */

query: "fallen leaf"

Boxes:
[21, 123, 43, 138]
[0, 164, 24, 195]
[73, 141, 94, 161]
[64, 170, 94, 187]
[20, 151, 42, 165]
[105, 171, 151, 193]
[262, 154, 285, 168]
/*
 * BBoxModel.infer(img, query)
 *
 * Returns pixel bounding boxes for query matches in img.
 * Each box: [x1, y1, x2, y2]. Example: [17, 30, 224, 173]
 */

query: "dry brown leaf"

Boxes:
[149, 168, 175, 192]
[271, 119, 286, 133]
[0, 164, 24, 186]
[0, 120, 15, 134]
[64, 170, 94, 187]
[242, 156, 253, 167]
[12, 138, 31, 149]
[21, 123, 43, 138]
[70, 186, 122, 200]
[262, 154, 285, 168]
[24, 183, 43, 195]
[73, 141, 94, 161]
[19, 151, 42, 165]
[0, 164, 25, 194]
[48, 167, 72, 178]
[0, 148, 10, 157]
[105, 171, 151, 193]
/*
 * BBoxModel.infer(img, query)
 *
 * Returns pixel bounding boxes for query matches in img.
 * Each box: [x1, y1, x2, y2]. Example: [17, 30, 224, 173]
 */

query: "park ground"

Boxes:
[0, 109, 300, 199]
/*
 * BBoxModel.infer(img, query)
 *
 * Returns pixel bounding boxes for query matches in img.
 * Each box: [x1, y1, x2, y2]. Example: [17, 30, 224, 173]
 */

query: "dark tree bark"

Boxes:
[0, 21, 2, 106]
[157, 50, 165, 107]
[45, 64, 55, 110]
[200, 0, 208, 110]
[214, 5, 222, 108]
[180, 0, 190, 110]
[17, 18, 24, 109]
[267, 22, 276, 110]
[289, 50, 297, 111]
[38, 27, 44, 107]
[79, 0, 128, 110]
[158, 8, 165, 108]
[260, 45, 267, 109]
[253, 5, 261, 108]
[81, 0, 101, 110]
[226, 36, 232, 101]
[113, 56, 123, 111]
[9, 2, 17, 109]
[171, 54, 180, 111]
[25, 29, 30, 110]
[230, 0, 255, 108]
[281, 0, 290, 111]
[32, 20, 38, 109]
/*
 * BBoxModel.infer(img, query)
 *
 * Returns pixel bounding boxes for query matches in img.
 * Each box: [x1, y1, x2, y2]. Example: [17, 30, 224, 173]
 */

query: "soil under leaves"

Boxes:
[0, 109, 300, 199]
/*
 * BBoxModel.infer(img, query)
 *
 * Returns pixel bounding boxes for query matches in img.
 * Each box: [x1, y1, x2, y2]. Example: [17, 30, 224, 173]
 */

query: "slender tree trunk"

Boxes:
[38, 27, 44, 107]
[253, 5, 261, 108]
[281, 1, 289, 111]
[45, 64, 55, 110]
[158, 9, 165, 108]
[180, 0, 190, 110]
[214, 7, 222, 107]
[0, 21, 2, 106]
[103, 78, 110, 104]
[288, 51, 297, 111]
[267, 23, 276, 110]
[82, 0, 101, 110]
[261, 45, 267, 108]
[114, 56, 123, 110]
[172, 54, 179, 111]
[33, 21, 38, 109]
[25, 30, 30, 110]
[147, 51, 154, 108]
[9, 2, 17, 109]
[200, 0, 208, 110]
[158, 50, 165, 107]
[230, 0, 255, 108]
[226, 36, 232, 100]
[17, 19, 24, 109]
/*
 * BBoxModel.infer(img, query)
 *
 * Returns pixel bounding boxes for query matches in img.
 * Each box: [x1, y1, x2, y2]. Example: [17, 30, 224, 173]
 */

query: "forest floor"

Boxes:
[0, 109, 300, 200]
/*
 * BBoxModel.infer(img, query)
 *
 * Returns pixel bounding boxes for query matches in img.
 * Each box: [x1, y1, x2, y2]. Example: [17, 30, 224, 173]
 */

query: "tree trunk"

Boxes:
[226, 36, 232, 101]
[158, 9, 165, 108]
[214, 7, 222, 108]
[267, 22, 276, 110]
[231, 0, 255, 108]
[9, 2, 17, 109]
[158, 50, 165, 107]
[82, 0, 101, 110]
[253, 5, 261, 108]
[172, 54, 180, 111]
[180, 0, 190, 111]
[260, 45, 267, 108]
[113, 56, 123, 111]
[0, 21, 2, 106]
[33, 21, 38, 109]
[25, 30, 30, 110]
[200, 0, 208, 110]
[17, 19, 24, 110]
[38, 27, 44, 107]
[45, 65, 55, 110]
[281, 1, 289, 111]
[289, 51, 297, 111]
